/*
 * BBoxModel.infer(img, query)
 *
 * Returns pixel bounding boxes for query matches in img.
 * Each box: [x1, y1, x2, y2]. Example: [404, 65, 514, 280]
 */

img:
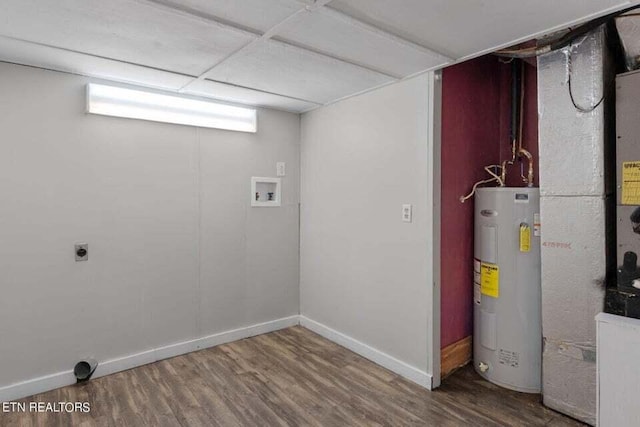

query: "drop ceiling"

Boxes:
[0, 0, 637, 113]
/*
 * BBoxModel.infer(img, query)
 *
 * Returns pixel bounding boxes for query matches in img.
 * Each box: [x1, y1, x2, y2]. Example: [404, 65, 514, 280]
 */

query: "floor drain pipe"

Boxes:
[74, 359, 98, 383]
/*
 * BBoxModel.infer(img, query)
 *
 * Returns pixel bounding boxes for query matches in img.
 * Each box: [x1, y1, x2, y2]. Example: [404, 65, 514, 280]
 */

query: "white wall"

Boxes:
[299, 73, 436, 383]
[597, 313, 640, 427]
[0, 62, 300, 395]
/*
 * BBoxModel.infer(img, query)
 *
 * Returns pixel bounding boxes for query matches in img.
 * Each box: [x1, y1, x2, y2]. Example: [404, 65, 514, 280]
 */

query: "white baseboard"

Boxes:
[0, 315, 299, 403]
[1, 315, 433, 402]
[299, 316, 433, 389]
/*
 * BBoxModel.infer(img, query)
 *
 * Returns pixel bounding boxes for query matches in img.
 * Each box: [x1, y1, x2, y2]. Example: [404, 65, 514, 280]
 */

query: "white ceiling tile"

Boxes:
[206, 39, 394, 104]
[328, 0, 633, 58]
[0, 35, 316, 113]
[150, 0, 305, 33]
[0, 36, 193, 90]
[0, 0, 635, 110]
[277, 8, 451, 78]
[0, 0, 255, 76]
[185, 79, 319, 112]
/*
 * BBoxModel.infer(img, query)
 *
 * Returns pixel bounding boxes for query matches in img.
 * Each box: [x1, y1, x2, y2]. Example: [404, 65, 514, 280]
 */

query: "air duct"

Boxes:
[615, 12, 640, 71]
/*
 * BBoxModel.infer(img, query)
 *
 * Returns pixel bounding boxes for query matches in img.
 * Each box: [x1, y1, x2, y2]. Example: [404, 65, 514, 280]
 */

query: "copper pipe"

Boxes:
[503, 60, 536, 188]
[518, 148, 534, 187]
[500, 160, 508, 185]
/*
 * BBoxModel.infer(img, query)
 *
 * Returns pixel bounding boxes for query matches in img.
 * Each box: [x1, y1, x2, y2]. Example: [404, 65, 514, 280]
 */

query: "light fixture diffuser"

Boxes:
[86, 83, 257, 133]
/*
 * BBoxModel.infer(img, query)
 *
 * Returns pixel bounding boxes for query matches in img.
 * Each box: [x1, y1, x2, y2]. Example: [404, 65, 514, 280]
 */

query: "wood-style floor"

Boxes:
[2, 326, 582, 426]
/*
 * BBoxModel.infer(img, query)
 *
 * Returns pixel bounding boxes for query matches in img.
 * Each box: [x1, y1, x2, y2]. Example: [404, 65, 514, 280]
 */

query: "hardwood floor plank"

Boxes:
[0, 326, 584, 426]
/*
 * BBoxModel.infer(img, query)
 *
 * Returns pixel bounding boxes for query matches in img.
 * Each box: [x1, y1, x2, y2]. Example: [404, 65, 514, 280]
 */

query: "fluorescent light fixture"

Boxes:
[86, 83, 257, 133]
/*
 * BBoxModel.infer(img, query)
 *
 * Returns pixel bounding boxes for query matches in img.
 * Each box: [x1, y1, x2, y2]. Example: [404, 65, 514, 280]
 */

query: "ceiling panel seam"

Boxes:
[126, 0, 447, 89]
[140, 0, 451, 91]
[0, 34, 198, 77]
[269, 36, 403, 79]
[317, 7, 453, 62]
[196, 78, 322, 106]
[179, 0, 335, 91]
[0, 34, 321, 108]
[282, 0, 455, 61]
[180, 8, 311, 90]
[300, 67, 438, 114]
[132, 0, 261, 38]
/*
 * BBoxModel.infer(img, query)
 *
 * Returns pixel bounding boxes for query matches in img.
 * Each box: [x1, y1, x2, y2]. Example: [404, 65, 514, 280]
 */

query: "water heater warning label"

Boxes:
[498, 349, 520, 368]
[480, 262, 499, 298]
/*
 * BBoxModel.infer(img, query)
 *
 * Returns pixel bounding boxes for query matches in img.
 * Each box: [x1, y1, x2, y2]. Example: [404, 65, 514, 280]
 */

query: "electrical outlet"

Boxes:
[402, 204, 412, 223]
[276, 162, 286, 177]
[75, 243, 88, 262]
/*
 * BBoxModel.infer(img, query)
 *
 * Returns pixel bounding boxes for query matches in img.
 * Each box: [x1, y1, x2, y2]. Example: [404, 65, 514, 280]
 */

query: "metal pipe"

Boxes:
[462, 58, 536, 202]
[518, 148, 534, 187]
[494, 4, 640, 59]
[517, 61, 534, 187]
[501, 60, 521, 184]
[517, 60, 531, 185]
[511, 60, 520, 147]
[518, 61, 525, 152]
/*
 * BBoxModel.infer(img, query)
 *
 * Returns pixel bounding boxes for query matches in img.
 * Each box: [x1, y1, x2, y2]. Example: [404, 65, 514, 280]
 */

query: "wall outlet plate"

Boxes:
[276, 162, 286, 177]
[75, 243, 88, 262]
[402, 204, 412, 223]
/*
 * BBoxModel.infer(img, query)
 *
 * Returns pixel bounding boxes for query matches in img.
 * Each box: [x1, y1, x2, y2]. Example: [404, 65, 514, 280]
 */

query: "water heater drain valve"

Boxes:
[478, 362, 489, 373]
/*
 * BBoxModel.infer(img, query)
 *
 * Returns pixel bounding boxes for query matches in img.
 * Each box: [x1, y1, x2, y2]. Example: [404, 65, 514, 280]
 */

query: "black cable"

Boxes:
[566, 40, 604, 113]
[550, 4, 640, 51]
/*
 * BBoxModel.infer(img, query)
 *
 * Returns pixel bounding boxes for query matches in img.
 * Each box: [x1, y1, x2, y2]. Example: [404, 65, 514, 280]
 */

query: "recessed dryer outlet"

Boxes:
[251, 177, 281, 207]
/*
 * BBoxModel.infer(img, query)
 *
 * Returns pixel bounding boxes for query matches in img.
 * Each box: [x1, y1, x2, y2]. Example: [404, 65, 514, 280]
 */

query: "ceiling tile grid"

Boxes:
[276, 7, 450, 78]
[328, 0, 636, 59]
[0, 36, 194, 91]
[0, 0, 636, 112]
[185, 79, 320, 112]
[205, 38, 395, 104]
[146, 0, 305, 33]
[0, 0, 255, 76]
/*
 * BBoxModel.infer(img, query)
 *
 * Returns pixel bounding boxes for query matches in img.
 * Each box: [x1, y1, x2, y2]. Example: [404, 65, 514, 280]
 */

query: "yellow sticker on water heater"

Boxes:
[480, 262, 499, 298]
[519, 223, 531, 253]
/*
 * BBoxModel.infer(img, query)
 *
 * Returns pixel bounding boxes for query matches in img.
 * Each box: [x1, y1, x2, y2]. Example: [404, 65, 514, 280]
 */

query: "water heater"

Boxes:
[473, 187, 541, 393]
